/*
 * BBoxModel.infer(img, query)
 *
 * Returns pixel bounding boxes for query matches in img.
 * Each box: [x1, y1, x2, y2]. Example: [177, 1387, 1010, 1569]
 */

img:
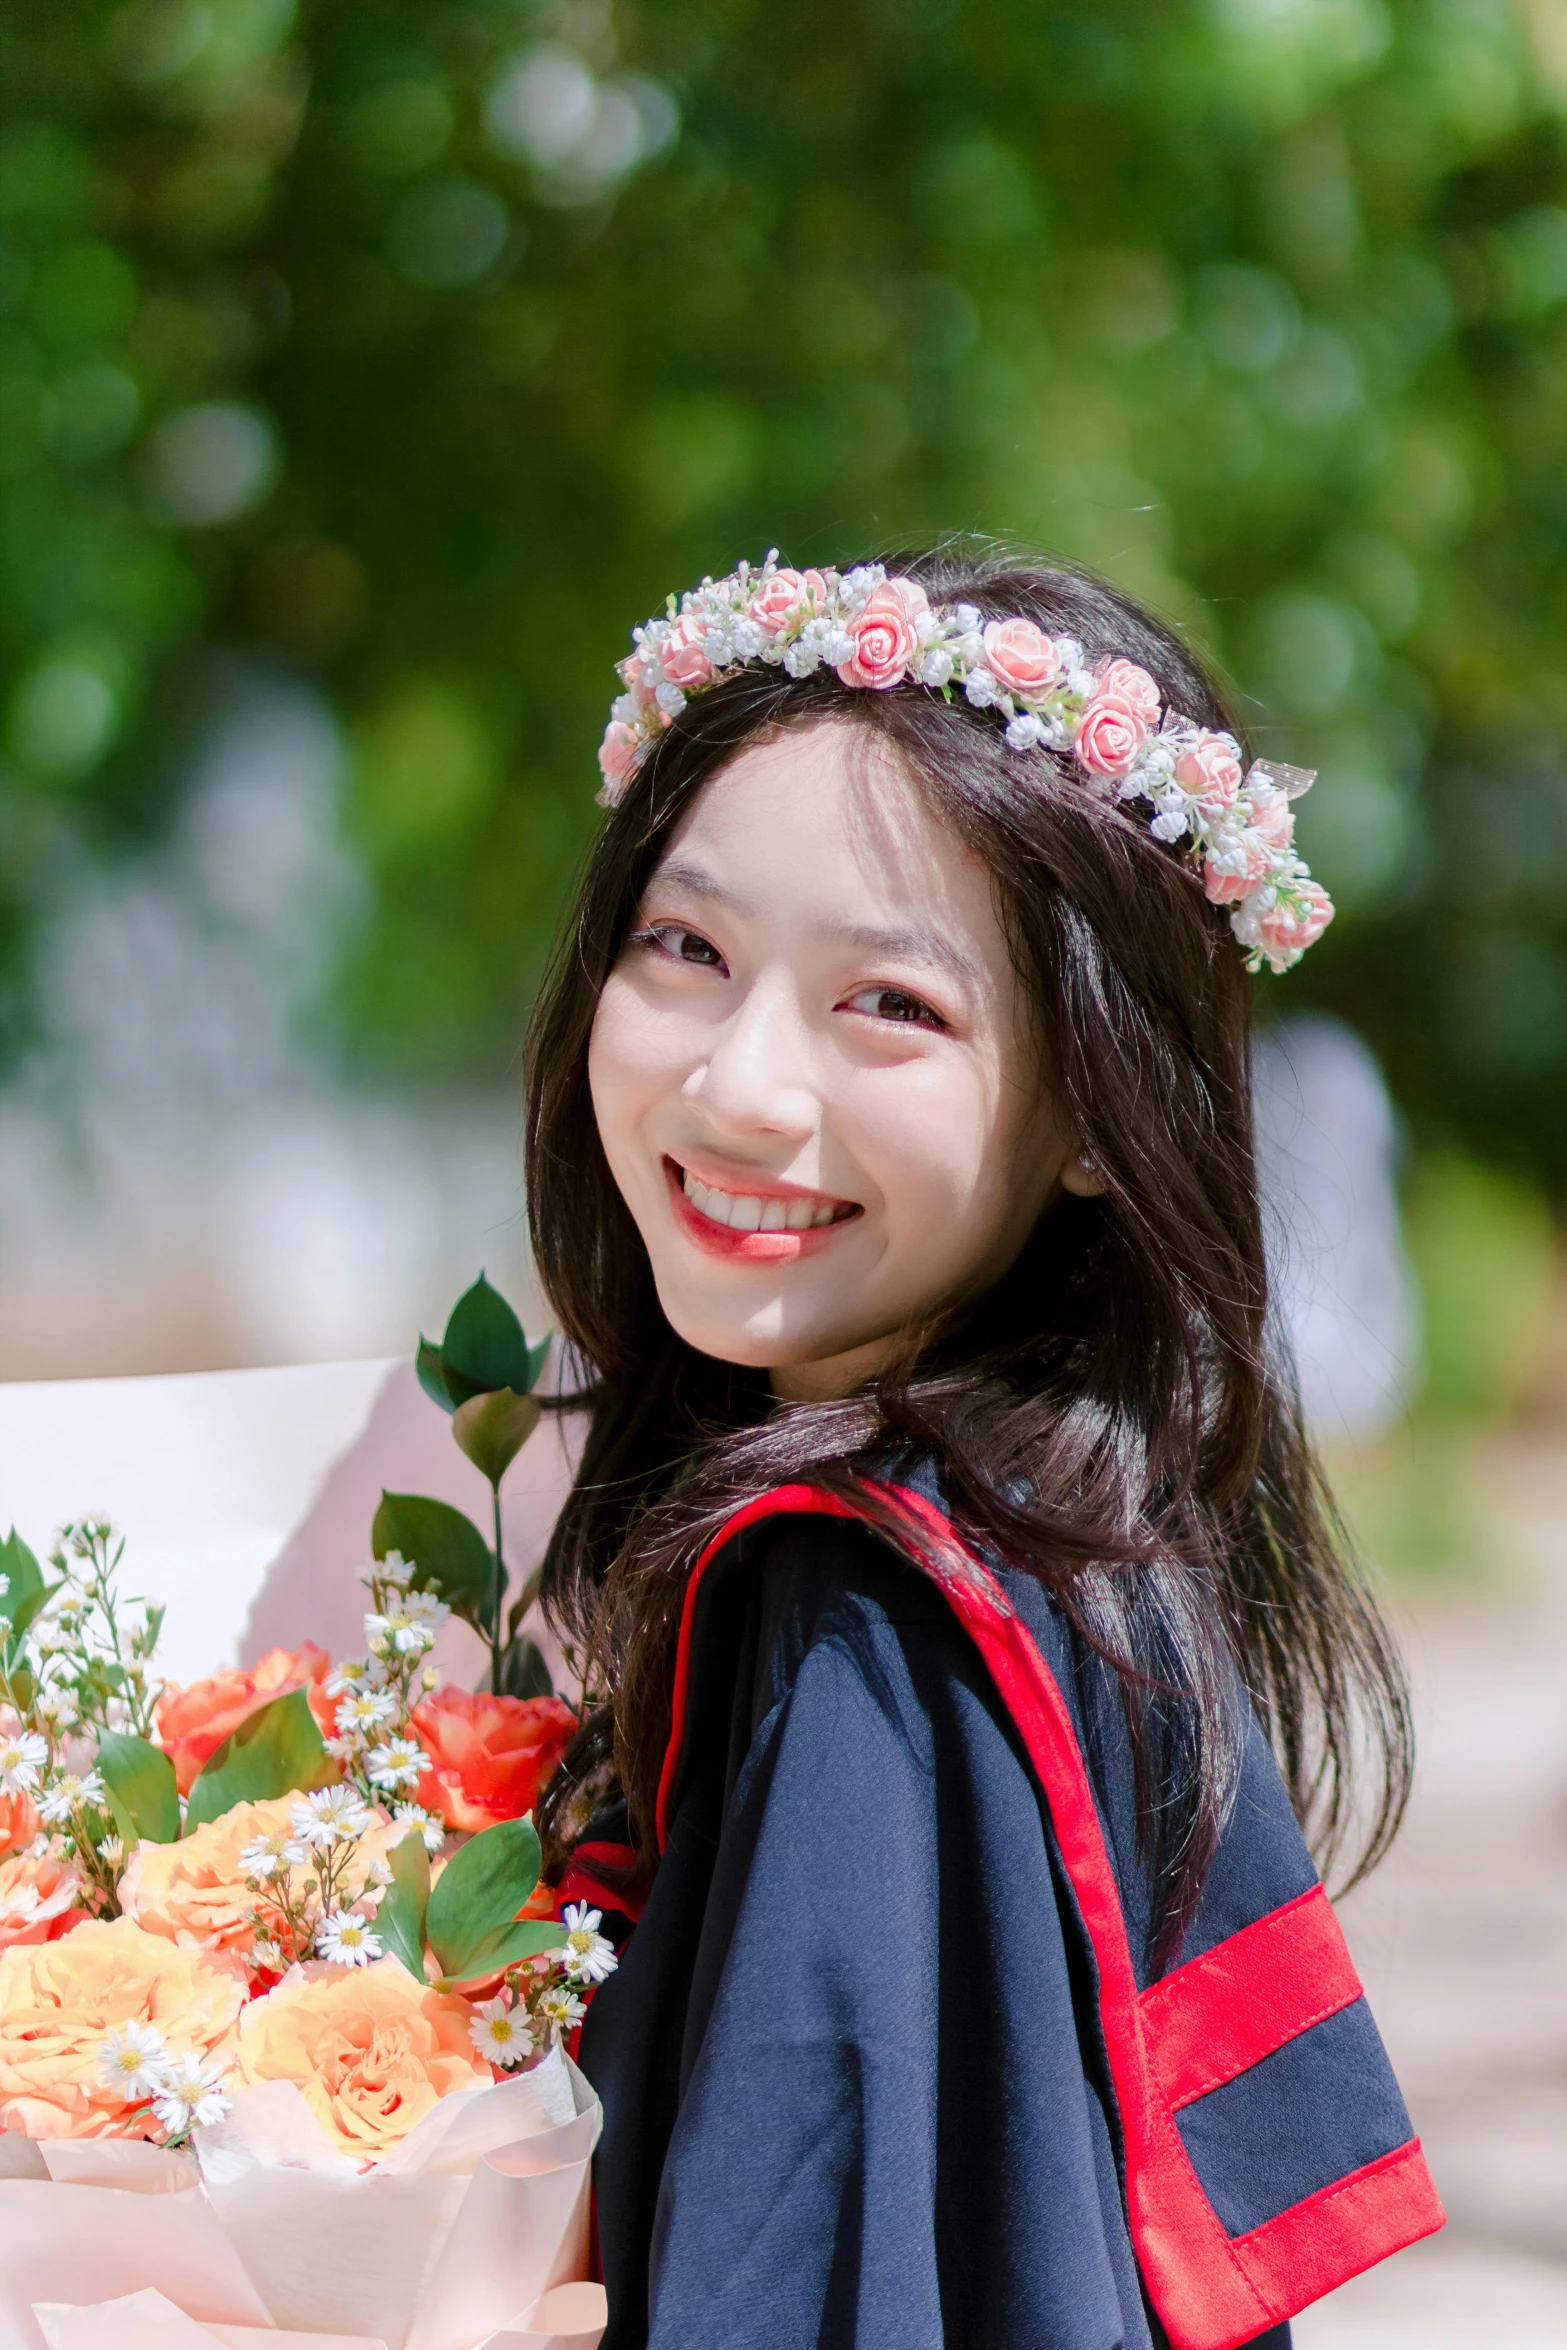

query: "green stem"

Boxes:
[490, 1482, 505, 1695]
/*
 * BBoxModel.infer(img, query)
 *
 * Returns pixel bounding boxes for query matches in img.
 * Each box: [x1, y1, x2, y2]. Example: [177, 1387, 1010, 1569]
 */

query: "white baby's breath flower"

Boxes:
[366, 1736, 425, 1793]
[98, 2023, 169, 2100]
[0, 1731, 47, 1796]
[40, 1769, 105, 1824]
[469, 1994, 529, 2067]
[559, 1903, 618, 1986]
[315, 1910, 382, 1966]
[150, 2052, 231, 2137]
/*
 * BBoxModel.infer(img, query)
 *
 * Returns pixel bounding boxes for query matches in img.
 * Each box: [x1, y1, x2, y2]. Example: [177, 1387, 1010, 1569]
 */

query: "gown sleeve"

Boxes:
[641, 1528, 1166, 2350]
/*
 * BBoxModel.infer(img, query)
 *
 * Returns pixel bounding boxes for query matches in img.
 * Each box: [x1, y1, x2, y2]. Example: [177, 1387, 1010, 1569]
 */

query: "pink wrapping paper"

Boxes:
[0, 2054, 604, 2350]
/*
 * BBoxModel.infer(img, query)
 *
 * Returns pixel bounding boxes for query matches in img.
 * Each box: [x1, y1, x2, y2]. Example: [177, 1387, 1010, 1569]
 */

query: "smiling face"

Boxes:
[587, 717, 1099, 1399]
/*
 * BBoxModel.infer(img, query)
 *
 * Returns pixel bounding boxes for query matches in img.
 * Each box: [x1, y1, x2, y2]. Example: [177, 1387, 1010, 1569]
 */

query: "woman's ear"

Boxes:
[1060, 1148, 1108, 1199]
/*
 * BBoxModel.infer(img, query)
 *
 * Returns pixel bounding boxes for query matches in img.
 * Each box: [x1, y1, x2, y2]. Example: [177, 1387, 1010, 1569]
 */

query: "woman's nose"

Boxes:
[683, 978, 819, 1141]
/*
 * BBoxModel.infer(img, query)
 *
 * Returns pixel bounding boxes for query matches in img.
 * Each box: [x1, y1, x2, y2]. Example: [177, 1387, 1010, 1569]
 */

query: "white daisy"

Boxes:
[239, 1830, 307, 1880]
[535, 1984, 587, 2036]
[150, 2053, 230, 2137]
[96, 1834, 125, 1869]
[366, 1736, 425, 1793]
[314, 1910, 382, 1966]
[290, 1785, 371, 1848]
[376, 1551, 416, 1592]
[336, 1687, 400, 1734]
[0, 1731, 46, 1796]
[97, 2023, 169, 2100]
[39, 1769, 105, 1824]
[469, 1994, 529, 2067]
[559, 1903, 618, 1986]
[393, 1802, 446, 1853]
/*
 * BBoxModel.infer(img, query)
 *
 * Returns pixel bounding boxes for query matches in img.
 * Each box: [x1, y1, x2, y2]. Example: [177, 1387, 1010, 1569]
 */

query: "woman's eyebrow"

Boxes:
[648, 857, 752, 913]
[823, 919, 978, 983]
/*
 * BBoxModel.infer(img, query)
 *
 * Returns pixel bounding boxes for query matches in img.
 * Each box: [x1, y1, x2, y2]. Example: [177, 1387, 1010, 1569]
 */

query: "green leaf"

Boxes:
[98, 1731, 180, 1844]
[439, 1275, 535, 1404]
[379, 1830, 431, 1981]
[452, 1388, 540, 1486]
[426, 1813, 543, 1980]
[0, 1530, 52, 1642]
[416, 1336, 454, 1415]
[526, 1335, 551, 1391]
[184, 1688, 335, 1833]
[497, 1632, 554, 1701]
[372, 1492, 496, 1634]
[432, 1916, 564, 1990]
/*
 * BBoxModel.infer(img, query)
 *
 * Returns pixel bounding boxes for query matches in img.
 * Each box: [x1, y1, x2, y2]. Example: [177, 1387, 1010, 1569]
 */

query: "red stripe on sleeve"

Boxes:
[1140, 1884, 1365, 2110]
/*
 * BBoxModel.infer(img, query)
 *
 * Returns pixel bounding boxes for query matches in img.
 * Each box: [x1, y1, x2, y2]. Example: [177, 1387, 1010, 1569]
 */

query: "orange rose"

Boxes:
[0, 1851, 86, 1952]
[0, 1916, 245, 2139]
[410, 1688, 576, 1834]
[236, 1958, 489, 2160]
[0, 1790, 40, 1857]
[156, 1644, 335, 1796]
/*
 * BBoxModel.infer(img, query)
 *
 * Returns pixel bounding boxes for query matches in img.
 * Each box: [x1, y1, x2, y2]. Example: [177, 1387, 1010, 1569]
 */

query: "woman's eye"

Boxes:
[635, 923, 726, 971]
[842, 985, 946, 1030]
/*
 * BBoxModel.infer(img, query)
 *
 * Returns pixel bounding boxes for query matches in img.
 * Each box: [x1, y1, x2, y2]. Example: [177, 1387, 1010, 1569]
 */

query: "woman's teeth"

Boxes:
[681, 1168, 849, 1232]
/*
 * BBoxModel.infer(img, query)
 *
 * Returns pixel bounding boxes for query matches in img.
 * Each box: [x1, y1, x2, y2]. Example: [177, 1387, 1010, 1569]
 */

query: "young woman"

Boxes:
[524, 548, 1443, 2350]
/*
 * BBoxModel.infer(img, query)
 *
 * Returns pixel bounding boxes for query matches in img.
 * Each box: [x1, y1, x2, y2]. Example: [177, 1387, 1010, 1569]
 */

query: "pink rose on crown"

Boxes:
[1074, 695, 1150, 779]
[1174, 731, 1243, 810]
[1252, 882, 1334, 967]
[1203, 793, 1294, 904]
[982, 618, 1063, 701]
[836, 579, 929, 692]
[1093, 658, 1161, 721]
[659, 615, 714, 692]
[748, 569, 811, 636]
[599, 720, 642, 793]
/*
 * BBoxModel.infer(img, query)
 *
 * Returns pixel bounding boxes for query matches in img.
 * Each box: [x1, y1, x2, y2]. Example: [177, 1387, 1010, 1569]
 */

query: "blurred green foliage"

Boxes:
[5, 0, 1567, 1172]
[1403, 1147, 1554, 1416]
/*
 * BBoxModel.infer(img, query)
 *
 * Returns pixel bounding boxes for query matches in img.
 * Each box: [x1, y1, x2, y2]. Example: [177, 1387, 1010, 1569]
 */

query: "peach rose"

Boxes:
[598, 719, 641, 792]
[0, 1789, 40, 1858]
[658, 615, 713, 692]
[0, 1852, 86, 1952]
[982, 618, 1062, 700]
[1174, 731, 1243, 809]
[835, 579, 928, 691]
[122, 1796, 409, 1969]
[1203, 795, 1294, 904]
[0, 1916, 245, 2140]
[236, 1959, 489, 2161]
[1092, 657, 1160, 721]
[1074, 693, 1150, 779]
[157, 1643, 335, 1797]
[1252, 881, 1334, 964]
[410, 1687, 577, 1835]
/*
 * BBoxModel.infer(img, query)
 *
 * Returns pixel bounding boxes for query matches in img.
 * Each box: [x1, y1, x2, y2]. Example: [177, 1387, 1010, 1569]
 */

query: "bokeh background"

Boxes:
[2, 0, 1566, 2337]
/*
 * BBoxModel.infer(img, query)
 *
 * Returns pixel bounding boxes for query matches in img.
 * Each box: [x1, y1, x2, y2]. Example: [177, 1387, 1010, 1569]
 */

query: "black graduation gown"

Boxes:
[573, 1478, 1442, 2350]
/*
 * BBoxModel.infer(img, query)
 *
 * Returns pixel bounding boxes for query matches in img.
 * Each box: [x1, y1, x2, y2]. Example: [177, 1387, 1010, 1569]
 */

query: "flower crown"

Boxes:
[597, 555, 1333, 974]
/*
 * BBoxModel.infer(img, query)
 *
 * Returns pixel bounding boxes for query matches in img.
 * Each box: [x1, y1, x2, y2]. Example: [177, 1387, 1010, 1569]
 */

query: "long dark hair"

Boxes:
[524, 545, 1410, 1957]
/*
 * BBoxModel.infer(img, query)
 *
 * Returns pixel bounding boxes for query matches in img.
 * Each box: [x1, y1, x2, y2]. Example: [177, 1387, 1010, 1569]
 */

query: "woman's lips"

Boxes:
[663, 1158, 861, 1263]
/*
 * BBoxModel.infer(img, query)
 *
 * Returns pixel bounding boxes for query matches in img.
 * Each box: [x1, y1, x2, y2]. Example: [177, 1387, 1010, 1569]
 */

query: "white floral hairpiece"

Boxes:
[597, 554, 1333, 974]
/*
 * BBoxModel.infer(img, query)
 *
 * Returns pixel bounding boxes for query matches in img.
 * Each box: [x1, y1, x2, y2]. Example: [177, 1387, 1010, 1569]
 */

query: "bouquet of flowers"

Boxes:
[0, 1282, 613, 2350]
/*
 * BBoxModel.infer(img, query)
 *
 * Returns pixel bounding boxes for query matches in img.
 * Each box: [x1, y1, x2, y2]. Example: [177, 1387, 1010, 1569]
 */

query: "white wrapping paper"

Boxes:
[0, 2049, 603, 2350]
